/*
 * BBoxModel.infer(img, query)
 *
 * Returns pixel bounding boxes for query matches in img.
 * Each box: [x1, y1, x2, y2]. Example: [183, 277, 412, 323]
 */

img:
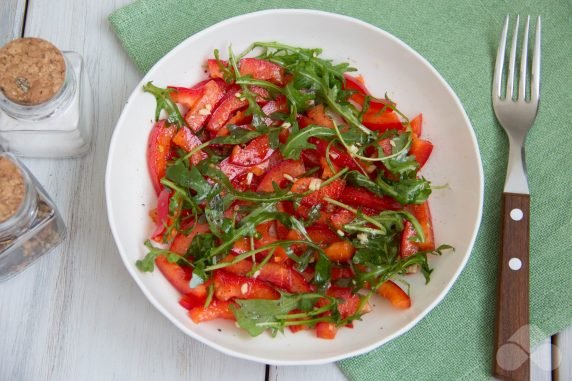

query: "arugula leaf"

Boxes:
[232, 292, 335, 336]
[166, 162, 212, 202]
[210, 125, 266, 145]
[375, 176, 432, 205]
[199, 163, 297, 203]
[136, 240, 191, 272]
[314, 251, 332, 287]
[281, 125, 336, 159]
[143, 82, 185, 127]
[204, 187, 234, 238]
[188, 233, 216, 259]
[346, 170, 432, 205]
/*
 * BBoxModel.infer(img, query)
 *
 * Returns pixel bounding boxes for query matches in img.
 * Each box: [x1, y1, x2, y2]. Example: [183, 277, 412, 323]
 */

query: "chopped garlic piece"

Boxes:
[240, 283, 249, 295]
[198, 105, 211, 116]
[235, 92, 242, 98]
[336, 229, 345, 237]
[281, 122, 291, 129]
[252, 270, 260, 279]
[309, 178, 322, 191]
[246, 172, 253, 185]
[357, 233, 369, 244]
[389, 140, 396, 147]
[348, 145, 359, 155]
[283, 174, 295, 182]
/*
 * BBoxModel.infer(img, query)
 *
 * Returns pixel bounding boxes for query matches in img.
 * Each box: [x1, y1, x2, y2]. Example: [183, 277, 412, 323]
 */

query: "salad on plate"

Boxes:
[136, 42, 451, 339]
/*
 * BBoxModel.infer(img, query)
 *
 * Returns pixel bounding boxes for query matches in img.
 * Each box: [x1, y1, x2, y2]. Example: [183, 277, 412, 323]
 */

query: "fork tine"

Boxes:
[493, 15, 509, 98]
[518, 16, 530, 101]
[507, 15, 520, 100]
[531, 16, 541, 102]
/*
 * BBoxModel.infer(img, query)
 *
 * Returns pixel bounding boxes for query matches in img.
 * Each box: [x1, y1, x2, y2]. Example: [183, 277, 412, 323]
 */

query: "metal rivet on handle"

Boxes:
[509, 258, 522, 271]
[510, 208, 523, 221]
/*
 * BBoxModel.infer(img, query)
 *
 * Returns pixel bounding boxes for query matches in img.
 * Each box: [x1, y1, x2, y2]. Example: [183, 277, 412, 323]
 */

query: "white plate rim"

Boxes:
[105, 8, 484, 365]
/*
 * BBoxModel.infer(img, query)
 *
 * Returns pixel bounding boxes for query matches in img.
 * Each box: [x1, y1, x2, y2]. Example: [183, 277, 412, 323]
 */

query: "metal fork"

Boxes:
[492, 15, 541, 381]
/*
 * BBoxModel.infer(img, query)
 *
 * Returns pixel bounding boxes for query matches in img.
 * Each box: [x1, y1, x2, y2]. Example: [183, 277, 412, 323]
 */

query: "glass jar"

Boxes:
[0, 152, 66, 281]
[0, 38, 93, 158]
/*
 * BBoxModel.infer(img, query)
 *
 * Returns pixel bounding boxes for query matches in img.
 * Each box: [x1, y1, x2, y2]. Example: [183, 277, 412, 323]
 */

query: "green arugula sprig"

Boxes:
[136, 240, 192, 272]
[232, 292, 340, 337]
[143, 82, 185, 127]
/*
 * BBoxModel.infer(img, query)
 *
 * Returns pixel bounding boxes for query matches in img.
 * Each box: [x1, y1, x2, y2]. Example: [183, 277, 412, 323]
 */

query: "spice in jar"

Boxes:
[0, 152, 66, 281]
[0, 38, 93, 158]
[0, 156, 25, 223]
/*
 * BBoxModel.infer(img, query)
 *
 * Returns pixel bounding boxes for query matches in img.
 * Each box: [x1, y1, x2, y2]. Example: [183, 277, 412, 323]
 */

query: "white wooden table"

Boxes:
[0, 1, 569, 380]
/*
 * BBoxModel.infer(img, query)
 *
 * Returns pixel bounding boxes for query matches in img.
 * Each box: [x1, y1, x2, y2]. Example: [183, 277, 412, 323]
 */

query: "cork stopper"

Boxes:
[0, 156, 26, 223]
[0, 38, 66, 106]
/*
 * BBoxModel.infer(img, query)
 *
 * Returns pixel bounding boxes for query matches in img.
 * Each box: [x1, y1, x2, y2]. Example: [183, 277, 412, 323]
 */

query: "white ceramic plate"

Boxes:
[106, 9, 483, 365]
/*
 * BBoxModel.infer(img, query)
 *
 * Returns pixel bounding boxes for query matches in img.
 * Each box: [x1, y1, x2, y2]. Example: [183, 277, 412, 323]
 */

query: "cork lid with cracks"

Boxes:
[0, 38, 66, 106]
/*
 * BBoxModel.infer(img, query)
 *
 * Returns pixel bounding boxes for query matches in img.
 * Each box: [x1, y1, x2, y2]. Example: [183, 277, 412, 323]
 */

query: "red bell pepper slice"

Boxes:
[206, 59, 226, 79]
[147, 120, 177, 195]
[286, 225, 341, 247]
[257, 262, 313, 293]
[207, 58, 285, 85]
[378, 138, 393, 156]
[171, 127, 207, 165]
[184, 79, 226, 132]
[229, 135, 271, 166]
[338, 186, 401, 211]
[377, 280, 411, 309]
[331, 267, 354, 281]
[167, 86, 204, 109]
[238, 58, 285, 85]
[306, 104, 334, 128]
[316, 322, 337, 339]
[150, 188, 171, 240]
[324, 241, 355, 262]
[343, 74, 370, 104]
[409, 136, 433, 168]
[409, 201, 435, 251]
[206, 85, 269, 132]
[213, 270, 280, 301]
[400, 221, 419, 258]
[344, 74, 396, 112]
[300, 149, 321, 167]
[343, 75, 402, 132]
[256, 159, 305, 192]
[312, 138, 364, 172]
[218, 155, 270, 181]
[155, 255, 193, 295]
[291, 177, 346, 206]
[330, 209, 355, 231]
[287, 309, 309, 333]
[253, 221, 288, 262]
[189, 300, 236, 323]
[221, 254, 312, 293]
[179, 293, 206, 310]
[410, 113, 423, 136]
[261, 95, 288, 125]
[361, 110, 403, 132]
[326, 286, 362, 318]
[220, 254, 253, 275]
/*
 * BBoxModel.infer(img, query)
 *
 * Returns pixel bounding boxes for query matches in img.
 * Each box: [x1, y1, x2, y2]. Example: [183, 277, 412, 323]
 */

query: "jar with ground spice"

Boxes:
[0, 152, 66, 281]
[0, 38, 93, 158]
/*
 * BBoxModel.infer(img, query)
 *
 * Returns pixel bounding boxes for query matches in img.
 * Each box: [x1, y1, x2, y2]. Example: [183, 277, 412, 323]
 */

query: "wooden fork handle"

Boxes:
[493, 192, 530, 381]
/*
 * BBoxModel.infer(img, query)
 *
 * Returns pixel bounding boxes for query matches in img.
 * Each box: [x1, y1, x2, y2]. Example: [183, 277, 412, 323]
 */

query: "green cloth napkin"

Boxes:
[109, 1, 572, 379]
